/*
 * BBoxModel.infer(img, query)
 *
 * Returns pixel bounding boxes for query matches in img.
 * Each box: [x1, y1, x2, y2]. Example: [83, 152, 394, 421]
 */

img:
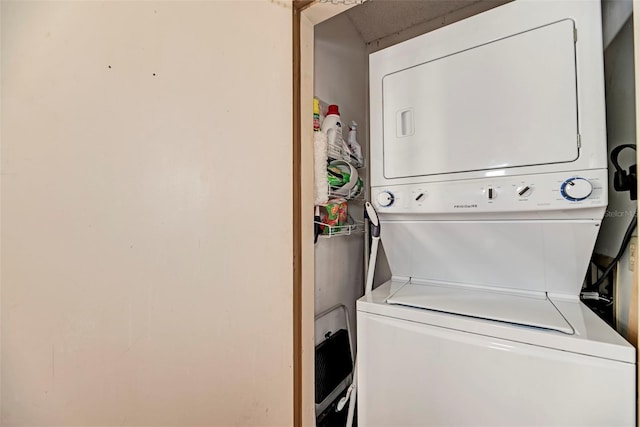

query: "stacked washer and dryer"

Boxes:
[358, 1, 636, 425]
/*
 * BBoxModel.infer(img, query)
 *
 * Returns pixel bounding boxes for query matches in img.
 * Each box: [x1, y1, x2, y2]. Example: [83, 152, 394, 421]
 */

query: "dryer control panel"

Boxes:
[371, 169, 607, 213]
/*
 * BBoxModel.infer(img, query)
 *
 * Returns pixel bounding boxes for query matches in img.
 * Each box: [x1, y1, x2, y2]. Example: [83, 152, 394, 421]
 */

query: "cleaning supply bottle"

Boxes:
[347, 121, 364, 166]
[321, 104, 345, 160]
[313, 98, 321, 131]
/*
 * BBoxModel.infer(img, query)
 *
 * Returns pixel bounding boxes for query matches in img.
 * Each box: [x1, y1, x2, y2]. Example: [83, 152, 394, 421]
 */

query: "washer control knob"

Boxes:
[485, 187, 497, 200]
[377, 191, 395, 207]
[561, 178, 593, 201]
[516, 185, 532, 198]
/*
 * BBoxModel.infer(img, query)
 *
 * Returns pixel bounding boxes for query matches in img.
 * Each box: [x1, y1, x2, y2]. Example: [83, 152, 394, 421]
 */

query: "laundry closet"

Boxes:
[303, 1, 638, 425]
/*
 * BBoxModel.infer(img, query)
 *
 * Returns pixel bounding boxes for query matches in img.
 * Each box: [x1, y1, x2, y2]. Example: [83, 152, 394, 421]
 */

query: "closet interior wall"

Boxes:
[314, 12, 367, 344]
[596, 11, 637, 342]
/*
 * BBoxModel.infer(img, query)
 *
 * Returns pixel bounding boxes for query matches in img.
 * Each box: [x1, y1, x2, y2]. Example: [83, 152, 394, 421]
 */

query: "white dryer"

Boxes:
[359, 0, 636, 425]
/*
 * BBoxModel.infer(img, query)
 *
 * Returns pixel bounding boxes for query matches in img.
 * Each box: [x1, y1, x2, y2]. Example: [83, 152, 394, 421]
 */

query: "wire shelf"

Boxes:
[315, 220, 364, 238]
[327, 184, 365, 201]
[328, 141, 365, 169]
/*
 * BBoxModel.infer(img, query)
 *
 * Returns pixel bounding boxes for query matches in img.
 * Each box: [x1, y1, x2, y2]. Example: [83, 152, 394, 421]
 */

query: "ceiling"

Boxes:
[343, 0, 510, 48]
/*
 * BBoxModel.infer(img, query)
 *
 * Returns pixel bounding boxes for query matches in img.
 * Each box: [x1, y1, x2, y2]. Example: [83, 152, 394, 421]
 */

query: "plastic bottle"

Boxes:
[321, 104, 346, 160]
[347, 121, 364, 166]
[321, 104, 343, 146]
[313, 98, 321, 131]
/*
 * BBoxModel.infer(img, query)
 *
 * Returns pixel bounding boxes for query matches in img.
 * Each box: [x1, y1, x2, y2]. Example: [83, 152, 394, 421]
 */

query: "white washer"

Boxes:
[358, 280, 635, 426]
[360, 0, 636, 425]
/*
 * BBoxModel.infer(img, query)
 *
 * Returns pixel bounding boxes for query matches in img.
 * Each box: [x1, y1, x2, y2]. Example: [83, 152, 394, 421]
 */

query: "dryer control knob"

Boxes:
[485, 187, 497, 200]
[516, 186, 532, 198]
[561, 178, 593, 202]
[377, 191, 395, 207]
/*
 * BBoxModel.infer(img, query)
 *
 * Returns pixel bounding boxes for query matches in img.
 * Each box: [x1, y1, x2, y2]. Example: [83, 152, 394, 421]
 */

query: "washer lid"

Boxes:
[386, 281, 574, 334]
[360, 280, 635, 363]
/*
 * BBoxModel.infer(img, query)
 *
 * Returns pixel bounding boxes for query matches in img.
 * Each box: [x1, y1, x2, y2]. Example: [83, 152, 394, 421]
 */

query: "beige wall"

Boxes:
[1, 1, 293, 425]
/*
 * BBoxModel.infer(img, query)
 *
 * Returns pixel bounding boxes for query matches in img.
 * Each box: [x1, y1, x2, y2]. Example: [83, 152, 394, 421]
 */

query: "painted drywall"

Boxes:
[597, 15, 637, 259]
[632, 6, 640, 419]
[602, 0, 633, 48]
[1, 1, 292, 425]
[314, 12, 367, 350]
[596, 15, 638, 337]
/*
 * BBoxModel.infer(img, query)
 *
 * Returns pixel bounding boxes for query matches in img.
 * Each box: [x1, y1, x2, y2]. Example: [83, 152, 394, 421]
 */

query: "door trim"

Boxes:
[292, 3, 304, 426]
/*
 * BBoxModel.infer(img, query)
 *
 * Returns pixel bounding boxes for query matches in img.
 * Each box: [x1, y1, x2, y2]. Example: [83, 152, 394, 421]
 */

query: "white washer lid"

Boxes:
[359, 280, 635, 363]
[386, 281, 574, 334]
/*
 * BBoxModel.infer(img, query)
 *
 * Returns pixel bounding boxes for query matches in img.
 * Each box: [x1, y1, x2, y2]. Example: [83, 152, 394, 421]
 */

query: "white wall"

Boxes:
[597, 16, 637, 258]
[1, 1, 293, 425]
[596, 15, 637, 337]
[314, 13, 367, 347]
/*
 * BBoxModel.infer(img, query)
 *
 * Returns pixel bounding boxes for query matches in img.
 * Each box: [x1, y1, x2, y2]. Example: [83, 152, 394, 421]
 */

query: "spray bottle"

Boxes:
[347, 121, 364, 166]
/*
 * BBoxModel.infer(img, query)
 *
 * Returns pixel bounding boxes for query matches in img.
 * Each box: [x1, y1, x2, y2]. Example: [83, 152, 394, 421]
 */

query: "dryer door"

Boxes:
[382, 19, 579, 179]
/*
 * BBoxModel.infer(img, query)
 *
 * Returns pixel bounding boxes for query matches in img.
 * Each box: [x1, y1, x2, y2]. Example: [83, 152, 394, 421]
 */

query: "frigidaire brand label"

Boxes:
[453, 204, 478, 209]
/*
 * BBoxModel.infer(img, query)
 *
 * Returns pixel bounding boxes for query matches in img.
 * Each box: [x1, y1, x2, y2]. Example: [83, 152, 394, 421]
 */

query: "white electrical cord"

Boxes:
[341, 202, 380, 427]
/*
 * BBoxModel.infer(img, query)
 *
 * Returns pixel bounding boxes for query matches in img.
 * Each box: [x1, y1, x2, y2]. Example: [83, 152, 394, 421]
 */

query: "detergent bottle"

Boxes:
[321, 104, 346, 159]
